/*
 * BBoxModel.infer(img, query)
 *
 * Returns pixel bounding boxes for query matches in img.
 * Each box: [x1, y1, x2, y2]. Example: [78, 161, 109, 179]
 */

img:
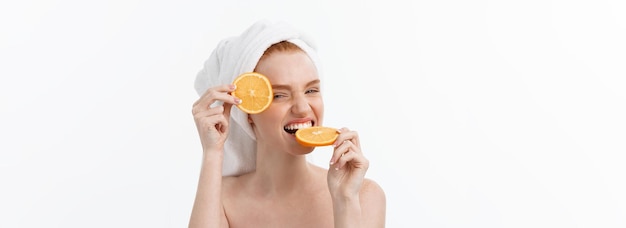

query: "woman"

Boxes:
[190, 20, 386, 227]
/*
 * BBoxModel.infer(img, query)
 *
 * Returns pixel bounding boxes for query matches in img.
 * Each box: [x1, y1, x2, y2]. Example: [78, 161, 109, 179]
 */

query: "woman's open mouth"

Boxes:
[283, 121, 313, 135]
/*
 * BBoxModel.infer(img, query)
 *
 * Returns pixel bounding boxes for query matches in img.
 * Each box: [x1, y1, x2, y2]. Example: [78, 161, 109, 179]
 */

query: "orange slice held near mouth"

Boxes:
[232, 72, 339, 147]
[295, 126, 339, 147]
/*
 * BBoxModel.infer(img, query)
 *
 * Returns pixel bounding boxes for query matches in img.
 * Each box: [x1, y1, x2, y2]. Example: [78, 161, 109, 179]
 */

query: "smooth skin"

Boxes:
[189, 50, 386, 228]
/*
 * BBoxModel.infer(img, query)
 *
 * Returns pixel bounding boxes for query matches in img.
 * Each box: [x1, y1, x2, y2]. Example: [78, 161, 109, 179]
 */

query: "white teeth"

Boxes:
[285, 121, 312, 130]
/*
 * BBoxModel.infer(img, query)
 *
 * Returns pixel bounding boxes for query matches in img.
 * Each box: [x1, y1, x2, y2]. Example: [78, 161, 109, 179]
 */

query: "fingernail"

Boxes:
[329, 161, 334, 165]
[335, 167, 339, 171]
[235, 98, 242, 104]
[231, 84, 237, 90]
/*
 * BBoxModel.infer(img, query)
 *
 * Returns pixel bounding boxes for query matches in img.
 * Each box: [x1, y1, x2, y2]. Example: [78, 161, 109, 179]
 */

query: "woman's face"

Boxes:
[249, 50, 324, 154]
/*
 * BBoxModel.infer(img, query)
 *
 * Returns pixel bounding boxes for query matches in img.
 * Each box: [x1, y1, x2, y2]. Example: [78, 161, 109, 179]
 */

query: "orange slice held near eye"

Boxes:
[232, 72, 273, 114]
[295, 126, 339, 147]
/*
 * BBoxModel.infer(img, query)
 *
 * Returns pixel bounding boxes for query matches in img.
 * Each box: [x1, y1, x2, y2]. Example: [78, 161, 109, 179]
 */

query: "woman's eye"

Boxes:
[274, 94, 287, 99]
[305, 89, 319, 94]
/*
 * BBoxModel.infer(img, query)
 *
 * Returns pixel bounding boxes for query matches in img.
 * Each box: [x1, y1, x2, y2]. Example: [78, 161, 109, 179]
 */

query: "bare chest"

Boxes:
[225, 193, 334, 228]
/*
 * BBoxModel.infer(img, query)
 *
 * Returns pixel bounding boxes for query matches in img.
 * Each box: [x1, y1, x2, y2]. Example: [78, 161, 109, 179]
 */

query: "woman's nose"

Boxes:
[291, 95, 312, 115]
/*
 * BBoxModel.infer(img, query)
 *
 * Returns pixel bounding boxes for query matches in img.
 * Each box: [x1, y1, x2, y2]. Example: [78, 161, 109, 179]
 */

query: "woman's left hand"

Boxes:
[327, 127, 369, 200]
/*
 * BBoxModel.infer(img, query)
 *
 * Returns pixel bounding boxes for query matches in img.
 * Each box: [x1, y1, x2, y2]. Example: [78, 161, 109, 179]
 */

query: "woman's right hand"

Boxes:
[191, 84, 242, 154]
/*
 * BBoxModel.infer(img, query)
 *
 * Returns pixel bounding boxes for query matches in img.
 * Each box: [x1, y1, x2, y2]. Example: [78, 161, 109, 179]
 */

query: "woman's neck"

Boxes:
[250, 145, 317, 197]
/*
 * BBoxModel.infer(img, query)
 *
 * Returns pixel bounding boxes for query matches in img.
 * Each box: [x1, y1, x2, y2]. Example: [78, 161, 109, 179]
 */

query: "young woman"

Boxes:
[190, 20, 386, 228]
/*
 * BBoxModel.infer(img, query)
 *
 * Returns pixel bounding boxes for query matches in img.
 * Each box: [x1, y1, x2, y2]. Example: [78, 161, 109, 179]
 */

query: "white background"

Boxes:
[1, 0, 625, 227]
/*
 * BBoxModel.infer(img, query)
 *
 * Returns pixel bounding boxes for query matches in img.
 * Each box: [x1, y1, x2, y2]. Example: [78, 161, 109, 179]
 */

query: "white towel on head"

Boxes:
[194, 19, 322, 177]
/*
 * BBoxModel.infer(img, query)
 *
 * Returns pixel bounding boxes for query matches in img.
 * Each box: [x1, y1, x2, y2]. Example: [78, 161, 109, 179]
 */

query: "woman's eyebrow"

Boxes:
[271, 84, 291, 90]
[272, 79, 320, 90]
[306, 79, 321, 87]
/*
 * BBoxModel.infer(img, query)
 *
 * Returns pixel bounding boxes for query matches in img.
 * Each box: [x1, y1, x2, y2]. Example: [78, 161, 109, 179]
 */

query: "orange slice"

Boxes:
[232, 72, 273, 114]
[295, 126, 339, 147]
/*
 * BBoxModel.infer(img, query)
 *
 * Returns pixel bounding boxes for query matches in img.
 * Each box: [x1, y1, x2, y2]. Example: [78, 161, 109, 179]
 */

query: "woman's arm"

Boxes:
[332, 193, 363, 228]
[328, 128, 387, 227]
[331, 179, 386, 228]
[188, 84, 240, 228]
[189, 152, 228, 228]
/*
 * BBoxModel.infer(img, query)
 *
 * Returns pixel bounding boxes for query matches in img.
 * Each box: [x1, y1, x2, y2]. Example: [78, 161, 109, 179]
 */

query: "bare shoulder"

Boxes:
[222, 175, 238, 186]
[222, 173, 250, 190]
[360, 178, 386, 204]
[221, 172, 257, 196]
[359, 178, 385, 198]
[360, 178, 386, 226]
[221, 175, 247, 198]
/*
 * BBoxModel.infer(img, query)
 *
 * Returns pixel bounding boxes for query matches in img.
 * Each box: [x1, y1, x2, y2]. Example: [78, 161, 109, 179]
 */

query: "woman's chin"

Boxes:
[292, 145, 315, 155]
